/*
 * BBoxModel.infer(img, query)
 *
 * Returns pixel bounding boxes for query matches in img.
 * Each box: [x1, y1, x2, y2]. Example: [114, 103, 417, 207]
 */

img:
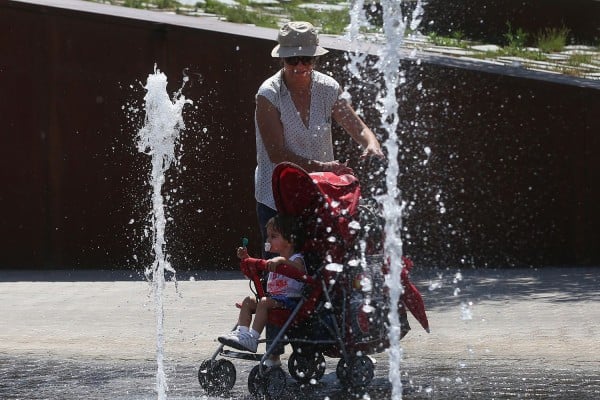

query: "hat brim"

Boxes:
[271, 44, 329, 58]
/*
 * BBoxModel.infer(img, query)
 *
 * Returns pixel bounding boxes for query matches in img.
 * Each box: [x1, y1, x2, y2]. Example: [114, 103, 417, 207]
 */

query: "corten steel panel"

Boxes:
[148, 26, 280, 269]
[330, 56, 600, 267]
[1, 1, 273, 269]
[1, 1, 599, 270]
[0, 6, 50, 267]
[395, 67, 599, 267]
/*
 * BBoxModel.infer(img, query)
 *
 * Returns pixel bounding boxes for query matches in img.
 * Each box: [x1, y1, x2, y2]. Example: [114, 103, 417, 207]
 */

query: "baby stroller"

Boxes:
[197, 162, 429, 398]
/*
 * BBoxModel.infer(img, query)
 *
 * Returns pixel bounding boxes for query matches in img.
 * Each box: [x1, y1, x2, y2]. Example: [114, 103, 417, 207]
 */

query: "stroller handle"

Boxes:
[240, 258, 315, 298]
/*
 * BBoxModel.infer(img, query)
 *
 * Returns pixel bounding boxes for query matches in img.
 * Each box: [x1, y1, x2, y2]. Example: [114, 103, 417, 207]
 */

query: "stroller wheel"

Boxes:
[198, 359, 236, 394]
[336, 355, 374, 389]
[248, 365, 287, 399]
[288, 351, 326, 383]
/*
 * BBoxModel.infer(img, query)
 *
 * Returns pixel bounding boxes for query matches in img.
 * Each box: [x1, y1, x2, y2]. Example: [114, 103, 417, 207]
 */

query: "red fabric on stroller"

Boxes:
[269, 162, 429, 333]
[247, 162, 363, 327]
[272, 162, 361, 263]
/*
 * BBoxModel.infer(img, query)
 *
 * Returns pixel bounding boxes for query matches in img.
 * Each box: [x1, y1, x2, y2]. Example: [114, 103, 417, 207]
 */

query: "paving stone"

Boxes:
[470, 44, 501, 52]
[458, 56, 504, 65]
[248, 0, 280, 5]
[565, 44, 597, 51]
[298, 2, 348, 11]
[212, 0, 239, 5]
[423, 46, 475, 56]
[546, 53, 570, 61]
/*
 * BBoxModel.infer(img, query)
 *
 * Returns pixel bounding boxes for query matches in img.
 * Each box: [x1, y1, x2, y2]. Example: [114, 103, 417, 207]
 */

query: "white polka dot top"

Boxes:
[254, 70, 340, 210]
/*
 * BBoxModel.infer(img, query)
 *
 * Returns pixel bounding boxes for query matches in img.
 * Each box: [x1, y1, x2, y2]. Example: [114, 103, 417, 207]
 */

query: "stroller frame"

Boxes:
[197, 163, 428, 398]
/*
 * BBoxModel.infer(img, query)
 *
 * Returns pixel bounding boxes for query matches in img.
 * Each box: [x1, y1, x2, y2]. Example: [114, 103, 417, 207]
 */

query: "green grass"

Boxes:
[557, 65, 584, 77]
[122, 0, 179, 8]
[503, 22, 528, 50]
[283, 5, 349, 35]
[499, 47, 547, 60]
[567, 52, 593, 66]
[427, 31, 469, 48]
[122, 0, 145, 8]
[191, 0, 349, 33]
[203, 0, 279, 27]
[536, 26, 570, 53]
[470, 48, 547, 62]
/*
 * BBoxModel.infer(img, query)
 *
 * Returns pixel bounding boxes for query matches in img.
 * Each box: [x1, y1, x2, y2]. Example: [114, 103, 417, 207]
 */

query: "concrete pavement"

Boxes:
[0, 266, 598, 399]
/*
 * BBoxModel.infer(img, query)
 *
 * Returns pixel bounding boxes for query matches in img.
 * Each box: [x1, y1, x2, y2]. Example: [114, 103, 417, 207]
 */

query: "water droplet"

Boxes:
[460, 302, 473, 320]
[325, 263, 343, 272]
[349, 220, 361, 230]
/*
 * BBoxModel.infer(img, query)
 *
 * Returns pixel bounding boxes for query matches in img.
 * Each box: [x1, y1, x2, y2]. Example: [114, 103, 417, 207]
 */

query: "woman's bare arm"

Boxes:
[332, 97, 384, 158]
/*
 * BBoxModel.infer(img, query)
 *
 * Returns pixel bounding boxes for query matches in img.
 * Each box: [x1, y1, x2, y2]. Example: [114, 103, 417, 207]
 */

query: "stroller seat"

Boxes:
[239, 257, 321, 329]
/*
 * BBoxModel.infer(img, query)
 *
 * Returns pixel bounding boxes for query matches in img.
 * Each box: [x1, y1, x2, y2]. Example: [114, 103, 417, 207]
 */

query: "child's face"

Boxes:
[266, 226, 292, 254]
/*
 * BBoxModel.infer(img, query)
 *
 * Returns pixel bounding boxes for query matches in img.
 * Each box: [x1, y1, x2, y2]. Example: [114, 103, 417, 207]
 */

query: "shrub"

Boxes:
[536, 26, 570, 53]
[503, 22, 528, 49]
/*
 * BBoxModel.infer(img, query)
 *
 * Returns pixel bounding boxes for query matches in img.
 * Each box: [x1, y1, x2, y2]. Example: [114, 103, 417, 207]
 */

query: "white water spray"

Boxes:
[136, 66, 192, 400]
[346, 1, 424, 398]
[377, 3, 407, 396]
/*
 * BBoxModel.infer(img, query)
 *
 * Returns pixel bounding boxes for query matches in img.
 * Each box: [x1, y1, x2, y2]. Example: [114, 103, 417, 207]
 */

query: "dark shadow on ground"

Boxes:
[1, 266, 598, 308]
[411, 266, 600, 310]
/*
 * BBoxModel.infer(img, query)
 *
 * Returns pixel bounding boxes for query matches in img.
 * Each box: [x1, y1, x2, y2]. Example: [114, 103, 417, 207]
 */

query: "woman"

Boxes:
[255, 21, 384, 245]
[251, 21, 383, 367]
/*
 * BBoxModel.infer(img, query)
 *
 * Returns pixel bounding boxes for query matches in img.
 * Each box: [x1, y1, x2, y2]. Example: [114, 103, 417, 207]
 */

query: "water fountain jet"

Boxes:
[136, 66, 192, 400]
[346, 1, 424, 398]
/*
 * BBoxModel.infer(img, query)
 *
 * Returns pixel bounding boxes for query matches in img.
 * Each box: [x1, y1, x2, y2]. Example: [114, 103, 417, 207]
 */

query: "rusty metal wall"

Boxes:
[1, 1, 599, 270]
[1, 1, 272, 270]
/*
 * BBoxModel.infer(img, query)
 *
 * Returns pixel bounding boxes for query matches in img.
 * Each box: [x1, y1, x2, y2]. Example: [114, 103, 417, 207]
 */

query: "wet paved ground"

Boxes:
[1, 266, 599, 399]
[2, 354, 599, 399]
[2, 355, 599, 399]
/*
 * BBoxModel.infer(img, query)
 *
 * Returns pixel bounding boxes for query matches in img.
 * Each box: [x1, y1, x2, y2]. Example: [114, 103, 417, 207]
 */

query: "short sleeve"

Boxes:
[256, 77, 280, 110]
[289, 253, 305, 269]
[314, 72, 340, 113]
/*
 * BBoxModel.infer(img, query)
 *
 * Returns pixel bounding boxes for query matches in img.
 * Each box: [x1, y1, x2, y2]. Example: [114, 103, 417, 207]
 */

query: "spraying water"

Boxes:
[346, 1, 424, 398]
[378, 10, 407, 399]
[136, 66, 192, 400]
[377, 3, 408, 398]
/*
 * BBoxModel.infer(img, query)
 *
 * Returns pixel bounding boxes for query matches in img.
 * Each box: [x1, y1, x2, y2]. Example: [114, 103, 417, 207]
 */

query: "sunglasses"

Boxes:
[284, 56, 316, 66]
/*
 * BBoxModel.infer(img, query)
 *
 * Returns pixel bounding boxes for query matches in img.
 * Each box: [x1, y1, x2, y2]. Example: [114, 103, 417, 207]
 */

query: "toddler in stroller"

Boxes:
[197, 162, 429, 398]
[217, 214, 306, 366]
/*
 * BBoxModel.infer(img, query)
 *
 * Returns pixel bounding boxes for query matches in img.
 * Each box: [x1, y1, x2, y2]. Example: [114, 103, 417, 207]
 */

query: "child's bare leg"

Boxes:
[238, 296, 257, 328]
[251, 297, 281, 335]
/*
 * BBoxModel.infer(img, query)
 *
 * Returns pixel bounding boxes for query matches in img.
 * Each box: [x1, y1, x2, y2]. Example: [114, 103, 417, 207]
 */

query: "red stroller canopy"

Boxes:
[272, 162, 361, 218]
[272, 162, 361, 261]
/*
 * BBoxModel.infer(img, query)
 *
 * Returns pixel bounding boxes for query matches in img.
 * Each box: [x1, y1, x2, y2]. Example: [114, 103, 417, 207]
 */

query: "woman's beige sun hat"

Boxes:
[271, 21, 329, 58]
